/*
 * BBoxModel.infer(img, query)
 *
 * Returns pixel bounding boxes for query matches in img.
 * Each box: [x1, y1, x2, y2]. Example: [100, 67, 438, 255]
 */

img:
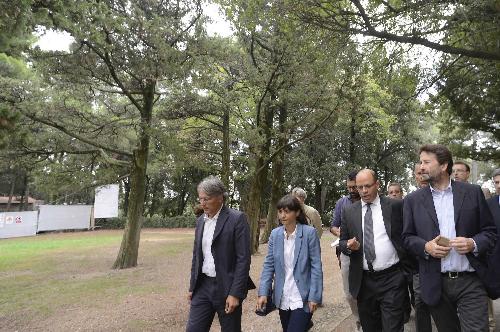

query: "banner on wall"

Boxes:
[0, 211, 38, 239]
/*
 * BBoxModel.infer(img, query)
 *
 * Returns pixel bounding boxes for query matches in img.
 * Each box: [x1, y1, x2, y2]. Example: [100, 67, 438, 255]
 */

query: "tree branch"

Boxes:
[24, 113, 133, 158]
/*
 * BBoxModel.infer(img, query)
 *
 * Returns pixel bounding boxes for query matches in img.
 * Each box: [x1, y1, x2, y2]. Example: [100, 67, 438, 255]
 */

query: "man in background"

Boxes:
[486, 168, 500, 332]
[292, 187, 323, 238]
[387, 182, 404, 200]
[330, 170, 361, 330]
[414, 163, 429, 189]
[452, 161, 470, 183]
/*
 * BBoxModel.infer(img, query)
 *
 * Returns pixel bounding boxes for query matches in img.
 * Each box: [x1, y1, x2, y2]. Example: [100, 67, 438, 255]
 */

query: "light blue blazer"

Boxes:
[258, 223, 323, 313]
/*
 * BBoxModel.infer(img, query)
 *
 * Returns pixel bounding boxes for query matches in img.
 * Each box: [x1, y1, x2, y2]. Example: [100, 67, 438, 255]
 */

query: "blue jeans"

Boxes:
[279, 308, 312, 332]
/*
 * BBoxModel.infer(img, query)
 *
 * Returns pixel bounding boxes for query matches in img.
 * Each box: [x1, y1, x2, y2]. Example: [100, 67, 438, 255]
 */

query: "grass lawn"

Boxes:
[0, 228, 357, 331]
[0, 229, 195, 331]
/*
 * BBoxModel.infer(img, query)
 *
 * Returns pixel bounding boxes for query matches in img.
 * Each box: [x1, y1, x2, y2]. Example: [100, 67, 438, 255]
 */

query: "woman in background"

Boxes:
[257, 194, 323, 332]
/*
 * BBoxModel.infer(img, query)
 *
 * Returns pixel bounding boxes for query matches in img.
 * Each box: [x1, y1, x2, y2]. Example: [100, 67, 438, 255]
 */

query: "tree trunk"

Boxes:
[260, 150, 284, 244]
[260, 103, 287, 244]
[221, 107, 230, 188]
[245, 166, 267, 253]
[123, 177, 130, 217]
[314, 180, 322, 214]
[19, 172, 29, 211]
[320, 184, 328, 215]
[6, 173, 16, 212]
[176, 185, 188, 216]
[147, 179, 162, 217]
[245, 104, 273, 253]
[112, 81, 154, 269]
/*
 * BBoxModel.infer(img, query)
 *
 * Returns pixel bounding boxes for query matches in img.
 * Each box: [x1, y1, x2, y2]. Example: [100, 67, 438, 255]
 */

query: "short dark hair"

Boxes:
[454, 161, 470, 172]
[276, 195, 308, 225]
[388, 182, 402, 190]
[347, 170, 359, 181]
[419, 144, 453, 175]
[493, 168, 500, 178]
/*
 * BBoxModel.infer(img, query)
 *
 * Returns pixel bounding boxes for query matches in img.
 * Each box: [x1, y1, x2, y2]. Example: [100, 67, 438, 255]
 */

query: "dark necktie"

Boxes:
[363, 203, 376, 271]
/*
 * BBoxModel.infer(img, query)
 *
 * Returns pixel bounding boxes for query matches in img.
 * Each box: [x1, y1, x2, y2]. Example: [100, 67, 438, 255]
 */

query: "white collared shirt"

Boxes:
[201, 206, 223, 277]
[280, 227, 303, 310]
[429, 181, 475, 272]
[361, 195, 399, 271]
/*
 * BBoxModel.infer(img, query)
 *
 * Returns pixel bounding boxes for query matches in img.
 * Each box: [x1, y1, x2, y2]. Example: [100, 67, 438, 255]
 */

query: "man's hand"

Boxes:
[187, 292, 193, 303]
[425, 235, 451, 258]
[330, 226, 340, 237]
[225, 295, 240, 314]
[256, 296, 267, 311]
[308, 301, 318, 313]
[449, 237, 475, 254]
[347, 237, 360, 251]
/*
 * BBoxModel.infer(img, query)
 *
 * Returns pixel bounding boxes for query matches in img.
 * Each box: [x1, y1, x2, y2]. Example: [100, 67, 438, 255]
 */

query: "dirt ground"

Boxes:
[0, 228, 350, 331]
[3, 228, 498, 331]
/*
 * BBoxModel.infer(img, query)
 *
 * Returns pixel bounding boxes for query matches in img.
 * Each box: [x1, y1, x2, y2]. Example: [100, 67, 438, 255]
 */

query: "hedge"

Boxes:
[95, 214, 197, 229]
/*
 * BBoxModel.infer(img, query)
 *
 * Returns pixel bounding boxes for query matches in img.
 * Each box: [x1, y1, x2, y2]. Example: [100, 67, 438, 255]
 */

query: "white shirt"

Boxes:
[201, 206, 222, 277]
[362, 195, 399, 271]
[430, 181, 475, 272]
[280, 227, 303, 310]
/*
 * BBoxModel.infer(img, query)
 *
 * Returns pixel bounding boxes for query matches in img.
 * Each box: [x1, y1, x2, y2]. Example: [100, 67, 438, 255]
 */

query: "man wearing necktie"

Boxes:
[340, 169, 409, 332]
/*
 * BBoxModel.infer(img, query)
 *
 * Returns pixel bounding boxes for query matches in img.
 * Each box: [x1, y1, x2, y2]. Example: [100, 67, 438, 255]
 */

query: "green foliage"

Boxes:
[95, 214, 197, 229]
[433, 1, 500, 161]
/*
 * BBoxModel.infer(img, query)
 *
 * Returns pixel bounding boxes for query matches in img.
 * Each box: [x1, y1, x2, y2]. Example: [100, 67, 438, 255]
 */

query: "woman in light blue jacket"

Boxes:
[257, 194, 323, 332]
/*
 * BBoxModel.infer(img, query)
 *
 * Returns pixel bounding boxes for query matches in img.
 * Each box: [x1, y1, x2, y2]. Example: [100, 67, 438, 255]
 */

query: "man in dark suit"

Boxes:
[403, 144, 497, 332]
[340, 169, 409, 332]
[486, 168, 500, 304]
[488, 168, 500, 223]
[186, 176, 254, 332]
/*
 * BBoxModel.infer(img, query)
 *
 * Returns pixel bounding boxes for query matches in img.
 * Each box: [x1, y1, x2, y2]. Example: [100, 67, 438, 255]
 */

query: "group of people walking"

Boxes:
[185, 143, 500, 332]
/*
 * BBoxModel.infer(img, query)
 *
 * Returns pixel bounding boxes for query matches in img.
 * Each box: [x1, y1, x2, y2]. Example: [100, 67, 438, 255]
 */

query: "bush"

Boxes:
[94, 214, 196, 229]
[143, 214, 196, 228]
[95, 217, 127, 229]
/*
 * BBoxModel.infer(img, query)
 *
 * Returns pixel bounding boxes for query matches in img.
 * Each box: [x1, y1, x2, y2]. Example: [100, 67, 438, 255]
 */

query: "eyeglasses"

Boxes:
[356, 183, 376, 191]
[197, 197, 212, 203]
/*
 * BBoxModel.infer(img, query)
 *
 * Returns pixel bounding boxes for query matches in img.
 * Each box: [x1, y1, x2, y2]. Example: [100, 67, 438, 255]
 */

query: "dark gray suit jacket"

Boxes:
[403, 181, 497, 305]
[339, 196, 407, 298]
[189, 206, 255, 301]
[487, 195, 500, 228]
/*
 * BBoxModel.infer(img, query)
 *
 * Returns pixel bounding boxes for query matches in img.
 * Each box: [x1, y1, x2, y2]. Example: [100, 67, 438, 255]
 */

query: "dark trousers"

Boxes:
[429, 273, 488, 332]
[357, 264, 407, 332]
[186, 275, 242, 332]
[413, 273, 432, 332]
[279, 308, 312, 332]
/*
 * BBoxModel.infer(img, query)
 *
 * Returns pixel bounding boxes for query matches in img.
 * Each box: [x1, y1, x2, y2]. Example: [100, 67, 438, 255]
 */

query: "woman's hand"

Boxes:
[256, 296, 268, 310]
[308, 301, 318, 313]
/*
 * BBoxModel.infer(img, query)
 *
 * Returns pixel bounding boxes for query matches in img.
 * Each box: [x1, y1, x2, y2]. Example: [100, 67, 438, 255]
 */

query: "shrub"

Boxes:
[94, 214, 197, 229]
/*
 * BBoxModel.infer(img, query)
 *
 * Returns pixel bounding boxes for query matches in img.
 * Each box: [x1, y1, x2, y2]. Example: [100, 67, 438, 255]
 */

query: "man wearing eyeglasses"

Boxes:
[339, 169, 409, 332]
[403, 144, 496, 331]
[186, 176, 255, 332]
